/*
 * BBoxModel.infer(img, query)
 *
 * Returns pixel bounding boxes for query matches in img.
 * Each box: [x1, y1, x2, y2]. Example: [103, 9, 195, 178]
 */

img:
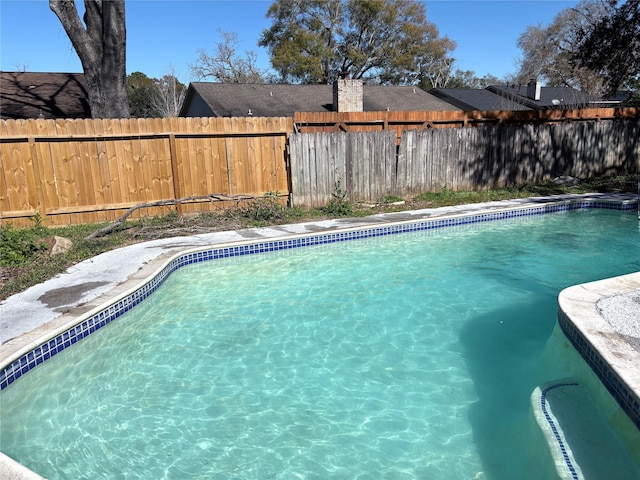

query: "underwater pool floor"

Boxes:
[1, 193, 639, 480]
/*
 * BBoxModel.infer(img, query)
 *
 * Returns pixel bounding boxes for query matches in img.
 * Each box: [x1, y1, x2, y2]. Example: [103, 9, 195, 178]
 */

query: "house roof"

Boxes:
[429, 88, 532, 111]
[487, 84, 597, 109]
[180, 82, 459, 117]
[0, 71, 91, 120]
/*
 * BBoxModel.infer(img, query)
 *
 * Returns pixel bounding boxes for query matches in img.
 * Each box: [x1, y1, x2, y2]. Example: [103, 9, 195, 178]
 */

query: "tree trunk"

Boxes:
[50, 0, 129, 118]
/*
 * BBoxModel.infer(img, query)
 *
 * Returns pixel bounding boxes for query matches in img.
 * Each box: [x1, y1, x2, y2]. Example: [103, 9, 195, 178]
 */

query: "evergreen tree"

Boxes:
[258, 0, 454, 85]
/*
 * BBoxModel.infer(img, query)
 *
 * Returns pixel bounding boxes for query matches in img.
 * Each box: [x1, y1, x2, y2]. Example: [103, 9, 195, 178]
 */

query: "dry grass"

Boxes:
[1, 175, 637, 301]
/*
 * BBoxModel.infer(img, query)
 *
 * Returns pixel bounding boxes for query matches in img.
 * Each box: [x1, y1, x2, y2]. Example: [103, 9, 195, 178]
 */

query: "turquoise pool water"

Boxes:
[1, 209, 639, 479]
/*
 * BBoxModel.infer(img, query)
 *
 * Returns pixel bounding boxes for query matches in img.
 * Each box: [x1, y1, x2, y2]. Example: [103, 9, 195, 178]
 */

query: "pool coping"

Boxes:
[558, 271, 640, 431]
[0, 192, 638, 479]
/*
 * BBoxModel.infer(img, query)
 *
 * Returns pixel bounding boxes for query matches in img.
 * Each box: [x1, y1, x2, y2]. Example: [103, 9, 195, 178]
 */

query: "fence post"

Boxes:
[168, 133, 183, 215]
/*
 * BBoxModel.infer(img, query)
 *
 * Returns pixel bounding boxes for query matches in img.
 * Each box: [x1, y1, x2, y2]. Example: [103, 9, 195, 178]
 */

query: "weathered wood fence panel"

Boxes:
[290, 119, 640, 206]
[399, 119, 640, 192]
[289, 132, 346, 207]
[289, 131, 396, 206]
[0, 116, 292, 227]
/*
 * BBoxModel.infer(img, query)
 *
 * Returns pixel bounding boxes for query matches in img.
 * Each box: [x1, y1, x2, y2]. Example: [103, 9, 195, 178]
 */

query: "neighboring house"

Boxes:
[0, 71, 91, 120]
[488, 82, 603, 110]
[431, 81, 625, 111]
[179, 80, 460, 117]
[429, 88, 532, 111]
[601, 91, 634, 105]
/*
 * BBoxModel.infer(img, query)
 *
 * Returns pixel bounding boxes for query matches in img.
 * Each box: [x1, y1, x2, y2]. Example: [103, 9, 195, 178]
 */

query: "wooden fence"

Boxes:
[2, 110, 639, 226]
[0, 116, 292, 227]
[289, 119, 640, 206]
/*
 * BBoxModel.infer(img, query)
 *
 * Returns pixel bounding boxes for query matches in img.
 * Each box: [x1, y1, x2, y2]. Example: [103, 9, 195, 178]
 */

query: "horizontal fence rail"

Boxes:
[0, 116, 292, 227]
[294, 107, 640, 143]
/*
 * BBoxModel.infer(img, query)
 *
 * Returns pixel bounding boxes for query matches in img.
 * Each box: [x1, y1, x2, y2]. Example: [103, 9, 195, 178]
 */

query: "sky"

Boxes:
[0, 0, 579, 84]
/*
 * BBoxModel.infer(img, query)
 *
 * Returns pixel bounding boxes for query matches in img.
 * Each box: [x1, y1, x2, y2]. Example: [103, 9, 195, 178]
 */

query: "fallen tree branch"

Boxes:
[85, 193, 261, 240]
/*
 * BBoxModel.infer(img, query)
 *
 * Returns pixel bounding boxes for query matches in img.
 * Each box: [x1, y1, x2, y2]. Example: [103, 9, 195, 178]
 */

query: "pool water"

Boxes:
[1, 210, 639, 480]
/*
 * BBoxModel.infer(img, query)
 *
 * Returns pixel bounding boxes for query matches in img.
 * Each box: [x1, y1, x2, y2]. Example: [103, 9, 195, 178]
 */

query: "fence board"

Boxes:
[155, 118, 173, 201]
[80, 119, 101, 216]
[289, 132, 304, 205]
[315, 133, 328, 205]
[174, 117, 192, 212]
[307, 133, 319, 205]
[3, 122, 29, 213]
[191, 117, 208, 199]
[203, 119, 220, 196]
[103, 119, 124, 220]
[27, 131, 46, 219]
[236, 117, 252, 194]
[214, 120, 231, 196]
[31, 119, 55, 218]
[126, 119, 146, 206]
[249, 118, 264, 194]
[351, 134, 364, 201]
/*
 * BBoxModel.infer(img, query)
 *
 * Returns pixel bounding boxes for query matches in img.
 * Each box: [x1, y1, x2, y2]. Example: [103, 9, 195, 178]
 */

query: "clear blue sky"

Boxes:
[1, 0, 578, 84]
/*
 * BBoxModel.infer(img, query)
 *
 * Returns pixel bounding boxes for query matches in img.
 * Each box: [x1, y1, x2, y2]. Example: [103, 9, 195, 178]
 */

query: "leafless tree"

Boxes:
[418, 56, 455, 89]
[190, 30, 268, 83]
[515, 0, 610, 95]
[151, 67, 187, 117]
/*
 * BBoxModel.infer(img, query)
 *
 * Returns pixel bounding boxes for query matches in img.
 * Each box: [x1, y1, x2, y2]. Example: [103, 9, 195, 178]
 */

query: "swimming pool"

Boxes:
[1, 204, 639, 479]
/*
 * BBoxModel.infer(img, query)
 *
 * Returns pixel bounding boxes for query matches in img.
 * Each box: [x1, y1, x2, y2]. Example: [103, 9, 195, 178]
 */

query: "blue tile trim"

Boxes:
[558, 309, 640, 431]
[0, 198, 637, 391]
[539, 382, 581, 480]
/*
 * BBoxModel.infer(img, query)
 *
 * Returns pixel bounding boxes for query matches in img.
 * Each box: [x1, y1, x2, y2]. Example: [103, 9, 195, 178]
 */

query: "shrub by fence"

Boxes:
[0, 116, 292, 227]
[289, 119, 640, 206]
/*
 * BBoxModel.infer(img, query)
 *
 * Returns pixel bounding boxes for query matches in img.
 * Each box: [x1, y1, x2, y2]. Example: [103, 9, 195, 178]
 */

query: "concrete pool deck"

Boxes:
[0, 193, 636, 349]
[0, 192, 638, 479]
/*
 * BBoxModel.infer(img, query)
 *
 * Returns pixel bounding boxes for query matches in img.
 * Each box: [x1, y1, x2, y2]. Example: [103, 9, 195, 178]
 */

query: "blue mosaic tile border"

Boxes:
[539, 381, 581, 480]
[558, 309, 640, 431]
[0, 198, 637, 391]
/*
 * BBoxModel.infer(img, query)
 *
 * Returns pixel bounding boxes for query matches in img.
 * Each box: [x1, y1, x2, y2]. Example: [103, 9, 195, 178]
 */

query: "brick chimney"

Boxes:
[333, 78, 363, 112]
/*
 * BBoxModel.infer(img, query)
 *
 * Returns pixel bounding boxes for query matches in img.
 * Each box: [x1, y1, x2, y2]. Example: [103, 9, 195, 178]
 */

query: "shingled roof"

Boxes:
[429, 88, 532, 111]
[487, 84, 597, 109]
[1, 71, 91, 119]
[179, 82, 459, 117]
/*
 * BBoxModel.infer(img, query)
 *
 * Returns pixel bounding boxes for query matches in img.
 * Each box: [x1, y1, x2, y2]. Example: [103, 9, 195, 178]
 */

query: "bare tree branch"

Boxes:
[86, 194, 271, 240]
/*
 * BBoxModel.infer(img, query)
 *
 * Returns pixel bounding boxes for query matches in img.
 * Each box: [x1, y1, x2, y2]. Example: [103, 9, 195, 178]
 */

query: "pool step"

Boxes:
[531, 378, 640, 480]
